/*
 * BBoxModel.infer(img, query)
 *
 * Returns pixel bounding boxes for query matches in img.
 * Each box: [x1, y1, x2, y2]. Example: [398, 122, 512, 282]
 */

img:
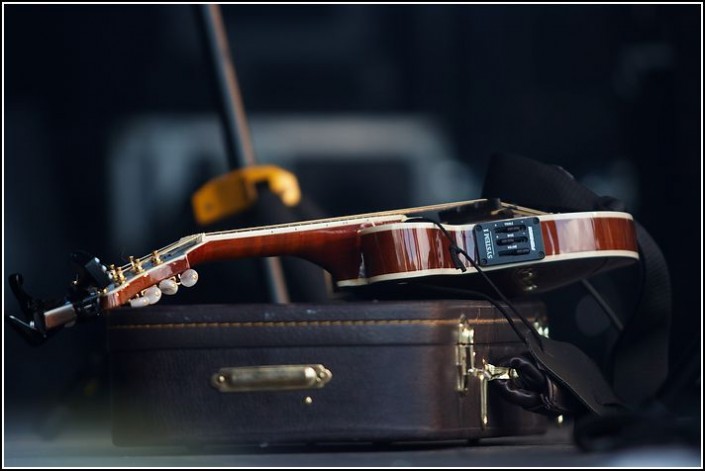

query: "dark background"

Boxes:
[3, 3, 701, 447]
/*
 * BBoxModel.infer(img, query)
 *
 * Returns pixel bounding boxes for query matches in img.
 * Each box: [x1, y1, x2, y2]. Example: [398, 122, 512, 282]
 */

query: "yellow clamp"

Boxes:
[192, 165, 301, 226]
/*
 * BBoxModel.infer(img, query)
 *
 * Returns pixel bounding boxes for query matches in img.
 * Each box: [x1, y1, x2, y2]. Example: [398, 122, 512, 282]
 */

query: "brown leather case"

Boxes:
[107, 300, 549, 446]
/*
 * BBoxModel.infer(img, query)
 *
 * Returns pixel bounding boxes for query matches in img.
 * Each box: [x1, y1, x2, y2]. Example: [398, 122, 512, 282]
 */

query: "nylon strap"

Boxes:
[482, 153, 671, 407]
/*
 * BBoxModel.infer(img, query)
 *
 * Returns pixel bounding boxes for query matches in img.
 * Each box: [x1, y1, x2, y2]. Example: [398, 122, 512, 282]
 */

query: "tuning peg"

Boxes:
[180, 269, 199, 288]
[129, 256, 144, 273]
[144, 286, 162, 305]
[158, 278, 179, 295]
[151, 251, 162, 265]
[129, 296, 150, 308]
[114, 266, 126, 284]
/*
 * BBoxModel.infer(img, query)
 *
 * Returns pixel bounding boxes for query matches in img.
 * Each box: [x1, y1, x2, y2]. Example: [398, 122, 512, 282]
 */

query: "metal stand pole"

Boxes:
[198, 4, 290, 303]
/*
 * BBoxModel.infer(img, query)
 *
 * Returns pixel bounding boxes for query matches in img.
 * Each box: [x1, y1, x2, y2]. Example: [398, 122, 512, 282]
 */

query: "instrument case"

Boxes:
[107, 300, 549, 446]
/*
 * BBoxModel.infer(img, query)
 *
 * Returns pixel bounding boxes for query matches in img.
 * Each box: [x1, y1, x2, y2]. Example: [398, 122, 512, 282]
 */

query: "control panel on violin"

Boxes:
[7, 198, 638, 344]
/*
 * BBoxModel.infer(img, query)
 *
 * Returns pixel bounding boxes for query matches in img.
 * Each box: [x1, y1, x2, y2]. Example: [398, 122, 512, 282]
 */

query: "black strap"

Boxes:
[482, 153, 671, 407]
[492, 342, 624, 418]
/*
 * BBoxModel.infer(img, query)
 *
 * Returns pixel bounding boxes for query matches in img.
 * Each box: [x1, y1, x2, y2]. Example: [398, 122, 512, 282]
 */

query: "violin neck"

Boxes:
[183, 199, 543, 279]
[187, 213, 401, 277]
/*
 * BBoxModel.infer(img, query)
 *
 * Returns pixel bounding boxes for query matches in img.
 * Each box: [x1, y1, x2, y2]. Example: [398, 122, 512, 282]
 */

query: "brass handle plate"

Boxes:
[211, 364, 332, 392]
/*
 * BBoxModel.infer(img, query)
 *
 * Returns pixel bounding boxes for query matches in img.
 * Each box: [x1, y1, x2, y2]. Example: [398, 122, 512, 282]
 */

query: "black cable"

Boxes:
[411, 283, 533, 345]
[405, 216, 544, 348]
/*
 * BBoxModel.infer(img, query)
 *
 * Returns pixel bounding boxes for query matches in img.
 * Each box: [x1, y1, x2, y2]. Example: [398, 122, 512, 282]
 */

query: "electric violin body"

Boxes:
[8, 198, 638, 342]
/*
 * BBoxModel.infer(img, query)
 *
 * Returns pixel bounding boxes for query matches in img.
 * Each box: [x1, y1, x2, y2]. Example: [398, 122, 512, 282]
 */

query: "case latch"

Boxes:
[456, 317, 518, 429]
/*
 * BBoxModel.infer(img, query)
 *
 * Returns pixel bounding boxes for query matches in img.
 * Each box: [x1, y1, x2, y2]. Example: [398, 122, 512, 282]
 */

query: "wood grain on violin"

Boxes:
[100, 200, 638, 310]
[9, 199, 638, 341]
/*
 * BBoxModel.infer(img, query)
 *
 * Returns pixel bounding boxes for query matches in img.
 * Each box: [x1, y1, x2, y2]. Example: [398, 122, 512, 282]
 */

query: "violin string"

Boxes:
[204, 200, 476, 236]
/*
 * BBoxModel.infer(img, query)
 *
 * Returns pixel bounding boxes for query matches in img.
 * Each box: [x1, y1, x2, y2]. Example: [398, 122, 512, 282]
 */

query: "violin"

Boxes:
[7, 198, 638, 343]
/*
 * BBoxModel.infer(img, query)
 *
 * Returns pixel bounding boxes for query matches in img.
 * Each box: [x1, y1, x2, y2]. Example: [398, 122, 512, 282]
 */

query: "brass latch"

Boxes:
[211, 364, 332, 392]
[456, 317, 518, 429]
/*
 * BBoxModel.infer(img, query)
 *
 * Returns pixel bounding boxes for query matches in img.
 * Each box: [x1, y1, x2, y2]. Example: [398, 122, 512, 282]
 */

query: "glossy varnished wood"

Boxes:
[187, 213, 637, 289]
[187, 224, 366, 281]
[355, 215, 637, 289]
[541, 216, 637, 255]
[359, 227, 469, 279]
[101, 258, 191, 310]
[99, 210, 639, 310]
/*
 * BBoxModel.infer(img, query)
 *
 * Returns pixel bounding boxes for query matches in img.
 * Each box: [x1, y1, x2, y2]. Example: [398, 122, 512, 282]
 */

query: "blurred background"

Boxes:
[3, 3, 701, 454]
